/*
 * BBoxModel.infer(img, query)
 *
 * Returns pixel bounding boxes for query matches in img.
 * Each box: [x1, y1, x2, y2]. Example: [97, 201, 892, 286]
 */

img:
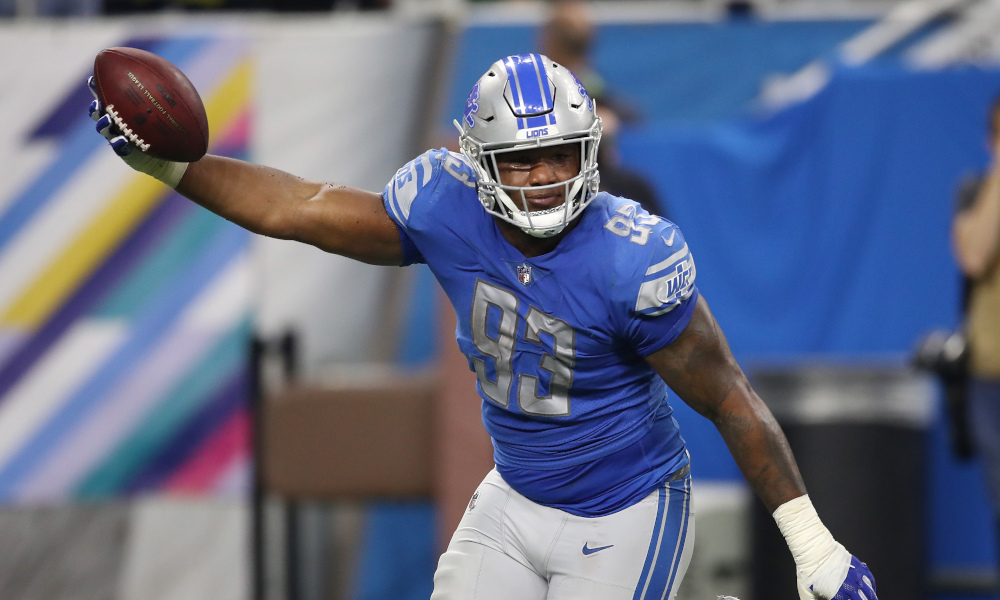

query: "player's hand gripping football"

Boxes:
[87, 76, 189, 188]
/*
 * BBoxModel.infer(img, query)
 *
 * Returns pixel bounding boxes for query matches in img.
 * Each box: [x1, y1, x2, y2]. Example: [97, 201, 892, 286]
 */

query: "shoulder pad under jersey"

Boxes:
[601, 199, 696, 317]
[383, 149, 476, 228]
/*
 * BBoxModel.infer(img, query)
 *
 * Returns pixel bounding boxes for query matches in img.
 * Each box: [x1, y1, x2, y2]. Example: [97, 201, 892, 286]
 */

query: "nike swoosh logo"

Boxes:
[582, 542, 614, 556]
[662, 230, 676, 246]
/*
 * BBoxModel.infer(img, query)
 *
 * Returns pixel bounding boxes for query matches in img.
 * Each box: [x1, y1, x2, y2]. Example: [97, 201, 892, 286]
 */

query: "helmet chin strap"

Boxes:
[522, 225, 562, 238]
[503, 176, 588, 238]
[495, 188, 553, 236]
[567, 177, 585, 207]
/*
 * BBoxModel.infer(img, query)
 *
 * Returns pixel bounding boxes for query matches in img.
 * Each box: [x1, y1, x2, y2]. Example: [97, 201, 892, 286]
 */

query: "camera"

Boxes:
[912, 328, 968, 381]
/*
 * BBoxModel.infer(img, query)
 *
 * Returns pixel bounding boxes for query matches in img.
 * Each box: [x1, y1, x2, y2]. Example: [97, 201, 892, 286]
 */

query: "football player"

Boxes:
[89, 54, 878, 600]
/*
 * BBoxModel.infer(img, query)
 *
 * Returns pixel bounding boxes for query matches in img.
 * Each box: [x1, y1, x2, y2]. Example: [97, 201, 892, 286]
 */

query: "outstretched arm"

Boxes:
[645, 296, 877, 600]
[89, 78, 403, 267]
[176, 156, 403, 266]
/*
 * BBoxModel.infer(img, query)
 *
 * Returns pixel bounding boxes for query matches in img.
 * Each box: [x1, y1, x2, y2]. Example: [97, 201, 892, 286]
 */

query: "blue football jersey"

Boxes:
[383, 149, 700, 516]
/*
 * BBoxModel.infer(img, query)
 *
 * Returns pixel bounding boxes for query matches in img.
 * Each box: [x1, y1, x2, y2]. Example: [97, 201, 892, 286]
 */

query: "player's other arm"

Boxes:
[644, 295, 804, 511]
[176, 156, 403, 266]
[645, 296, 877, 600]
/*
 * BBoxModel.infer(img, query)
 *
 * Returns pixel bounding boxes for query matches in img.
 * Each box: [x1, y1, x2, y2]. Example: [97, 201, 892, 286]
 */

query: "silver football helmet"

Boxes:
[455, 54, 602, 238]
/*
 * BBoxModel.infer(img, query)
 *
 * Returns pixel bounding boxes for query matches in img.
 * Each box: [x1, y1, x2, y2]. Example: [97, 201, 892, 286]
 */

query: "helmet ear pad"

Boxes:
[456, 53, 602, 238]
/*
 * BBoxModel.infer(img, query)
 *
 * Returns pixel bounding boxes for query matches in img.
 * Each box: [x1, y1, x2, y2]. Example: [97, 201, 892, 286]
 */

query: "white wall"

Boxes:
[0, 14, 442, 599]
[251, 15, 441, 375]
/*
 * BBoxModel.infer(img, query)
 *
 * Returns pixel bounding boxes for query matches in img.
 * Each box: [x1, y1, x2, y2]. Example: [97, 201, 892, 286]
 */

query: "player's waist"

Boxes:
[491, 412, 654, 470]
[495, 419, 689, 516]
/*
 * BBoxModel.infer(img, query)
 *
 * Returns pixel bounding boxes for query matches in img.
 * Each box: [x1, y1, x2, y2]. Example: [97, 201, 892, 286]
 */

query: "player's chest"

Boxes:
[448, 260, 617, 360]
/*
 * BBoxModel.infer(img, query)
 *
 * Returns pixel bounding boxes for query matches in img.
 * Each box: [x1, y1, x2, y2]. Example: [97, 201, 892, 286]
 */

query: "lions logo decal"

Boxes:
[464, 81, 481, 129]
[569, 72, 593, 112]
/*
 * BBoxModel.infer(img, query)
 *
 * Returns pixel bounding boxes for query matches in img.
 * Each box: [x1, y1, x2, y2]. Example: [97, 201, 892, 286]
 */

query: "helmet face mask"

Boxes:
[456, 54, 602, 238]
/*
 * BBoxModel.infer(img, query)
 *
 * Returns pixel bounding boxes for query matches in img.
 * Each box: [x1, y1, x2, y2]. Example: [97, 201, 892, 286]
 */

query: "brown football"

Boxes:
[92, 47, 209, 162]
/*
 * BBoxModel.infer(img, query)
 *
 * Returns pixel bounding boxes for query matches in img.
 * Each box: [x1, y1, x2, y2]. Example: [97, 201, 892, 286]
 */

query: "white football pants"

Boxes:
[431, 468, 694, 600]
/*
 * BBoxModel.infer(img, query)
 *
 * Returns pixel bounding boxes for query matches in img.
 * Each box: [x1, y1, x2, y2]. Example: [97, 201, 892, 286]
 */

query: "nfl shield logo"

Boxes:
[517, 264, 532, 285]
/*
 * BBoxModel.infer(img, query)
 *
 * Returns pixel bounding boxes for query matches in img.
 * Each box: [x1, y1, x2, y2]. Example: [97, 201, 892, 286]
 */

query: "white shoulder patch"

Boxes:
[634, 243, 696, 316]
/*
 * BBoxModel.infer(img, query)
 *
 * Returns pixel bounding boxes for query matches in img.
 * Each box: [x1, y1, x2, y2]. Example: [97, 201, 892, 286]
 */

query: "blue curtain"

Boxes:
[621, 64, 1000, 359]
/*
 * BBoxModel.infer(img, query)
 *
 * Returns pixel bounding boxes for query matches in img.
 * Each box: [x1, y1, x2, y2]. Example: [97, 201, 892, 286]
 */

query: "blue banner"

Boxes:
[622, 64, 1000, 360]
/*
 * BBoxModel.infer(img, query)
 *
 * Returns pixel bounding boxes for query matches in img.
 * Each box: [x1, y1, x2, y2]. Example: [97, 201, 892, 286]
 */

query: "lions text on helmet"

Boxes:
[455, 53, 602, 238]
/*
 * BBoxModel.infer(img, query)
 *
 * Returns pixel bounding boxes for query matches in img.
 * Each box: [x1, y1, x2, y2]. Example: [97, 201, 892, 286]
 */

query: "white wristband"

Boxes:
[122, 151, 189, 189]
[773, 495, 851, 599]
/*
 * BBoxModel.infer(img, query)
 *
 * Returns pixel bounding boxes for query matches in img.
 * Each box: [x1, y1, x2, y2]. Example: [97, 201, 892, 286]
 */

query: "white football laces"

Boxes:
[103, 104, 152, 153]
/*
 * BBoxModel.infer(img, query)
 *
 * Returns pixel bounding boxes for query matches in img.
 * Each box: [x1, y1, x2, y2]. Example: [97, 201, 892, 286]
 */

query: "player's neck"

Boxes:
[495, 218, 578, 258]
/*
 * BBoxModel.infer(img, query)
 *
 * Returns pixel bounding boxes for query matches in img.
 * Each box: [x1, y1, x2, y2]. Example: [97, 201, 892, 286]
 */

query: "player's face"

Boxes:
[495, 144, 582, 212]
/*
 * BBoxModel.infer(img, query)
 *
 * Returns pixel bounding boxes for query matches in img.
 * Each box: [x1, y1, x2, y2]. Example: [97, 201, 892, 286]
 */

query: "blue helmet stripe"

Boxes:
[504, 54, 554, 131]
[502, 57, 525, 130]
[524, 115, 548, 129]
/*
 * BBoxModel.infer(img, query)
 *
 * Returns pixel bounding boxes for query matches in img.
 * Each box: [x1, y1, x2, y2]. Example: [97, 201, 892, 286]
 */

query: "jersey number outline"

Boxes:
[604, 204, 661, 245]
[470, 280, 575, 417]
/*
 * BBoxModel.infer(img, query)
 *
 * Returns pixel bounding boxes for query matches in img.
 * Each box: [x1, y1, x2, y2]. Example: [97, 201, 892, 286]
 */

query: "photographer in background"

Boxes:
[952, 95, 1000, 572]
[540, 0, 604, 101]
[538, 0, 637, 123]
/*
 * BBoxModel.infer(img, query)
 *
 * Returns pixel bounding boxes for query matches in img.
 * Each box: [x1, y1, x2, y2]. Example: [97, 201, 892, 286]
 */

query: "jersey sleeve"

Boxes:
[382, 149, 477, 267]
[382, 152, 434, 266]
[608, 204, 699, 357]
